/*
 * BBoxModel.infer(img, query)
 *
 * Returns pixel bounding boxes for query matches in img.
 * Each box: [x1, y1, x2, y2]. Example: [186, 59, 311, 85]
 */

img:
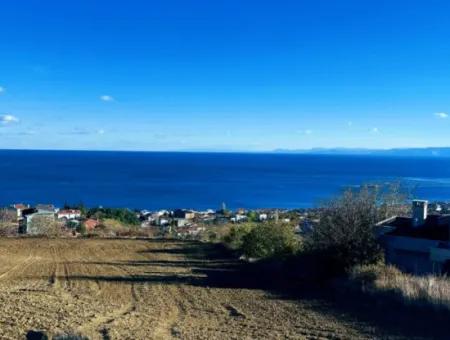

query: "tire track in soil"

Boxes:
[0, 251, 35, 280]
[0, 239, 390, 340]
[76, 260, 140, 339]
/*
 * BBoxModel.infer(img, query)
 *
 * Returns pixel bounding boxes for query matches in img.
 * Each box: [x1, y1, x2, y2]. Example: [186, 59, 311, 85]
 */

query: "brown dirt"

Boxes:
[0, 238, 426, 339]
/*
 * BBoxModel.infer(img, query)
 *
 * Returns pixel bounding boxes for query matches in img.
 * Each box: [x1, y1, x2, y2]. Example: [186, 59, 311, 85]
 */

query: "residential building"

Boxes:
[57, 209, 81, 220]
[19, 211, 56, 235]
[173, 209, 195, 219]
[230, 214, 247, 223]
[175, 218, 190, 227]
[83, 218, 100, 231]
[10, 203, 30, 219]
[378, 200, 450, 274]
[36, 204, 58, 213]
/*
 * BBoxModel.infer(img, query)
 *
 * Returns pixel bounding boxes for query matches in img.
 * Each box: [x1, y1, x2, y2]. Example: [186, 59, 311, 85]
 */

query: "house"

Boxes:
[57, 209, 81, 220]
[19, 211, 56, 234]
[173, 209, 195, 219]
[175, 218, 191, 227]
[230, 214, 247, 223]
[10, 203, 30, 219]
[258, 213, 268, 221]
[36, 204, 58, 213]
[378, 200, 450, 274]
[236, 208, 246, 215]
[83, 218, 100, 231]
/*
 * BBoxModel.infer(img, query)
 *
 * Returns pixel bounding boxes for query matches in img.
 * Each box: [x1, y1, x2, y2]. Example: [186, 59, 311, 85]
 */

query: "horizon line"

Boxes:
[1, 146, 450, 153]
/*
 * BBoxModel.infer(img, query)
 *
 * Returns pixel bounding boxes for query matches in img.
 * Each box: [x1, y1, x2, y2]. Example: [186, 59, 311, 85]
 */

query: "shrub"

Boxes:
[307, 184, 406, 273]
[241, 223, 300, 259]
[76, 223, 86, 235]
[86, 207, 140, 225]
[222, 223, 254, 250]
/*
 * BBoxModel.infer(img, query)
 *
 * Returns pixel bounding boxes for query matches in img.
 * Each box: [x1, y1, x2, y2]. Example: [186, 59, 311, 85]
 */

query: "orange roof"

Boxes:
[83, 218, 99, 230]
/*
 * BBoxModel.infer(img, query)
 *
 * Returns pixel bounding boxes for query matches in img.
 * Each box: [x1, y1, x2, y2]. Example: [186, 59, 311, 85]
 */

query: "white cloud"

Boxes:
[0, 114, 19, 125]
[100, 95, 114, 102]
[434, 112, 448, 119]
[0, 86, 5, 94]
[371, 127, 379, 133]
[59, 128, 91, 135]
[60, 127, 107, 136]
[297, 129, 312, 135]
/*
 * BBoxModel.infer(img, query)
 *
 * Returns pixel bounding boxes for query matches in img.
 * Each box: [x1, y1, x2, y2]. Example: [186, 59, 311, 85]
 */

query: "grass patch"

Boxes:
[351, 264, 450, 311]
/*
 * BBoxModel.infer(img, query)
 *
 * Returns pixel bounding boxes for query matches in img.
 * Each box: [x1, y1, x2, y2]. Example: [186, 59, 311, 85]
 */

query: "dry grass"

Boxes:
[0, 238, 384, 339]
[351, 264, 450, 311]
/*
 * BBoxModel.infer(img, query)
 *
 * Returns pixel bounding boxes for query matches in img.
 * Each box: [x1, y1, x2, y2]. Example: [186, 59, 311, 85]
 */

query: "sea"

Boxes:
[1, 150, 450, 210]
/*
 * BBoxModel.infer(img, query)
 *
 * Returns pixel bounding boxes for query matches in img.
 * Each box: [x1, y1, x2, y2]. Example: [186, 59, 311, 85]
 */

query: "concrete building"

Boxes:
[378, 200, 450, 274]
[10, 203, 30, 219]
[57, 209, 81, 220]
[19, 211, 56, 235]
[173, 209, 195, 220]
[36, 204, 58, 214]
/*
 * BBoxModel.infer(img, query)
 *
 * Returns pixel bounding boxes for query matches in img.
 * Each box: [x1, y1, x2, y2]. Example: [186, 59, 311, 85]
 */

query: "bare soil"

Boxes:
[0, 238, 437, 339]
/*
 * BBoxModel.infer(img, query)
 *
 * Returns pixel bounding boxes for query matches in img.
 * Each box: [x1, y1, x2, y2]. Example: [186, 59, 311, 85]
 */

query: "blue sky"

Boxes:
[1, 0, 450, 151]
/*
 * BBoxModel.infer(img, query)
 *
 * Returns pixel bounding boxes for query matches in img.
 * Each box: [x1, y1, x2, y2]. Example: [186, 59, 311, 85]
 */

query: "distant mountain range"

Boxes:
[273, 147, 450, 157]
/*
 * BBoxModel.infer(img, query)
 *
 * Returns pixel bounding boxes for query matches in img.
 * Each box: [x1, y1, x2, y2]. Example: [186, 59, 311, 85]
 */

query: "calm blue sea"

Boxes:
[1, 150, 450, 210]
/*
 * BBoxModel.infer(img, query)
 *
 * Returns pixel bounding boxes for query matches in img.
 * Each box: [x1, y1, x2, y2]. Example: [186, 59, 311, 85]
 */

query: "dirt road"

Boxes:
[0, 238, 429, 339]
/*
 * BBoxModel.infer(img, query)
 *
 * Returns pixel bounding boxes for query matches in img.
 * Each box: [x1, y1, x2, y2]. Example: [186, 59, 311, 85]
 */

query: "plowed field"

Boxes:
[0, 238, 428, 339]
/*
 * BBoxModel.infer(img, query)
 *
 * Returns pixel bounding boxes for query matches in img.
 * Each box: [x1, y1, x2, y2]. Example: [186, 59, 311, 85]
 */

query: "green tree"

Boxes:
[241, 223, 300, 259]
[223, 223, 254, 250]
[76, 223, 87, 235]
[247, 211, 258, 222]
[86, 207, 139, 225]
[308, 184, 407, 273]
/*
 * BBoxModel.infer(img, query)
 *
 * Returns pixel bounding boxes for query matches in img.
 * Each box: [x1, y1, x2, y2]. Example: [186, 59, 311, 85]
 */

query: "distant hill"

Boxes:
[273, 147, 450, 157]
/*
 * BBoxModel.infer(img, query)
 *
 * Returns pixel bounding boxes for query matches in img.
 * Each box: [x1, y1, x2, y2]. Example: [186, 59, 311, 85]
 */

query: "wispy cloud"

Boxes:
[100, 95, 114, 102]
[59, 128, 91, 135]
[0, 114, 19, 125]
[60, 127, 106, 136]
[0, 86, 5, 94]
[434, 112, 448, 119]
[297, 129, 312, 135]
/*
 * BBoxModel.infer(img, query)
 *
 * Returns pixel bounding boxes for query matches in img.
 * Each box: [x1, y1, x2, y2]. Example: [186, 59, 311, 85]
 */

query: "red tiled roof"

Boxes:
[83, 219, 99, 230]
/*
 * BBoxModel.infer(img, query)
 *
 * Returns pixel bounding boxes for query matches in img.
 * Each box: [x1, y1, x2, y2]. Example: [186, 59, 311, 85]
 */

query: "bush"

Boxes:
[222, 223, 254, 250]
[87, 207, 140, 225]
[76, 223, 86, 235]
[241, 223, 300, 259]
[307, 184, 406, 274]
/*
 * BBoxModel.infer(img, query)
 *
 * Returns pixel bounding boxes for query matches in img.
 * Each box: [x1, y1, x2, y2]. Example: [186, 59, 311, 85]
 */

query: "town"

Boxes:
[0, 201, 319, 239]
[2, 199, 450, 276]
[1, 193, 450, 338]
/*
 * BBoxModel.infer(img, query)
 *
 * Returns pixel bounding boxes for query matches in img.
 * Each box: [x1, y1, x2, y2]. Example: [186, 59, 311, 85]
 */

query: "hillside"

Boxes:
[0, 238, 439, 339]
